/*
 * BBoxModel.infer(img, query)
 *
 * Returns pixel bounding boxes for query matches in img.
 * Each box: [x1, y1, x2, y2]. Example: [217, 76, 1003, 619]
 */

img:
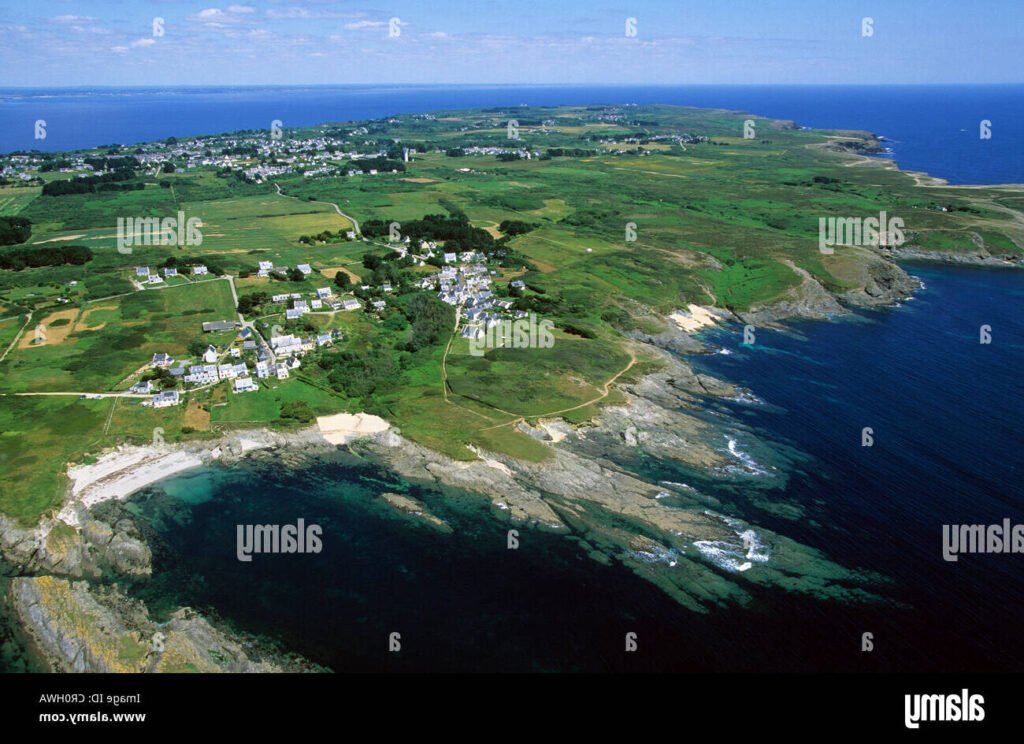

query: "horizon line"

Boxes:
[2, 82, 1024, 91]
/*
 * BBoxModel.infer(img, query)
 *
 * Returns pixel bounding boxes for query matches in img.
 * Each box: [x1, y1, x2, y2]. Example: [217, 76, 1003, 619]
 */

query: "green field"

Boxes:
[2, 103, 1022, 524]
[0, 279, 237, 393]
[0, 187, 40, 216]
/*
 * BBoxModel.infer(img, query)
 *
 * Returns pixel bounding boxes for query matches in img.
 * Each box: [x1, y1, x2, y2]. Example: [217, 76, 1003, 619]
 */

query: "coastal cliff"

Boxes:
[9, 576, 311, 672]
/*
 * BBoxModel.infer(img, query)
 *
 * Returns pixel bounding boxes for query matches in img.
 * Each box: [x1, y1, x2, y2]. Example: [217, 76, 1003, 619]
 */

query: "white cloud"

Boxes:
[345, 19, 407, 31]
[70, 25, 111, 35]
[197, 9, 224, 19]
[52, 15, 97, 24]
[267, 8, 364, 20]
[228, 4, 255, 13]
[130, 38, 157, 48]
[267, 8, 312, 19]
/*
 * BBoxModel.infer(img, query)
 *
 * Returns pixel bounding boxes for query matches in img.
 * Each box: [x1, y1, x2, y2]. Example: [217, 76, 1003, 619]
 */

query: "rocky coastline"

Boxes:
[0, 246, 998, 671]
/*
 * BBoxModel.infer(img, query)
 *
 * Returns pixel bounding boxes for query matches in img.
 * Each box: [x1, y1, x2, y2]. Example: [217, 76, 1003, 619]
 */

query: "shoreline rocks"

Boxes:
[8, 576, 313, 673]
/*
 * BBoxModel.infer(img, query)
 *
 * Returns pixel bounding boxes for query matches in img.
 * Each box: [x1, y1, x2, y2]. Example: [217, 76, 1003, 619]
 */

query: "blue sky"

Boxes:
[1, 0, 1021, 86]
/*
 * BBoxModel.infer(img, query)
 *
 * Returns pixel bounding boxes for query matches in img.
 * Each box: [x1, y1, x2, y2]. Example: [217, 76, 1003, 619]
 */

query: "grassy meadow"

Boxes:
[1, 103, 1021, 524]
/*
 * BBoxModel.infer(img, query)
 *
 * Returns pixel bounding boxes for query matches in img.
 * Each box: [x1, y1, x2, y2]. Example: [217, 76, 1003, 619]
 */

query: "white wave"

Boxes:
[723, 436, 773, 476]
[628, 543, 681, 567]
[694, 514, 771, 572]
[729, 390, 764, 405]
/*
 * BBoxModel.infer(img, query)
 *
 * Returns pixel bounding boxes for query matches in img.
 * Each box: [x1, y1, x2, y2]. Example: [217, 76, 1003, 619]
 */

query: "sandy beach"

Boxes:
[60, 446, 205, 525]
[669, 304, 724, 333]
[316, 412, 390, 444]
[54, 415, 392, 526]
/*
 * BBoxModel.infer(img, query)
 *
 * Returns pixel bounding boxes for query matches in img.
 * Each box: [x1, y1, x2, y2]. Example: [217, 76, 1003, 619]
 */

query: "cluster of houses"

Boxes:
[411, 253, 526, 341]
[258, 285, 362, 319]
[257, 260, 312, 278]
[134, 264, 207, 285]
[458, 146, 539, 159]
[130, 324, 342, 408]
[129, 131, 413, 183]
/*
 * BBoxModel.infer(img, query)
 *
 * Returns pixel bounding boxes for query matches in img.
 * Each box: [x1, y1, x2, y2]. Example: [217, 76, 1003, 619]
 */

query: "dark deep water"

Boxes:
[118, 263, 1024, 672]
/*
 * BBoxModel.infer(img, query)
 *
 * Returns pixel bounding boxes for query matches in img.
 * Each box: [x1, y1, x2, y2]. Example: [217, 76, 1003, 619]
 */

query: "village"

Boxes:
[123, 233, 528, 410]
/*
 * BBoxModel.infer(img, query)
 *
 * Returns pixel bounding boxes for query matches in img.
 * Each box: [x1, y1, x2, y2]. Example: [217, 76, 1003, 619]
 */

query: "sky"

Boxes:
[0, 0, 1022, 87]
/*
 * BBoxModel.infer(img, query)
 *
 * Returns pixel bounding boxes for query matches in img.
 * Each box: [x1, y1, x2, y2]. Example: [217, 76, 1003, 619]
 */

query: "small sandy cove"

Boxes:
[669, 304, 724, 333]
[62, 446, 204, 525]
[316, 412, 390, 445]
[58, 414, 390, 525]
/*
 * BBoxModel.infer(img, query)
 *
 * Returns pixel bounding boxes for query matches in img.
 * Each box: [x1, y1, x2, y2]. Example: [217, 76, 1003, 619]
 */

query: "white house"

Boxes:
[152, 390, 180, 408]
[271, 334, 298, 349]
[316, 287, 332, 299]
[233, 377, 258, 394]
[297, 263, 313, 275]
[163, 267, 178, 278]
[135, 266, 150, 277]
[203, 345, 219, 364]
[151, 352, 173, 368]
[192, 265, 209, 276]
[342, 298, 361, 311]
[184, 364, 219, 385]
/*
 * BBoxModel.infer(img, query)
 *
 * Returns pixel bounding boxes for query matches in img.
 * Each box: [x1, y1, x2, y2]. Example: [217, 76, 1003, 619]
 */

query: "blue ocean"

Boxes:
[1, 85, 1022, 671]
[1, 84, 1022, 184]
